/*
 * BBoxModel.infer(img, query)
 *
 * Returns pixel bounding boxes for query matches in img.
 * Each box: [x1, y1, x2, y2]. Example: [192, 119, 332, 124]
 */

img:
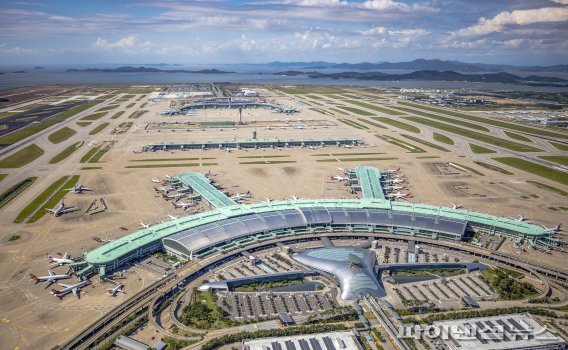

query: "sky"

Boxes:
[0, 0, 567, 66]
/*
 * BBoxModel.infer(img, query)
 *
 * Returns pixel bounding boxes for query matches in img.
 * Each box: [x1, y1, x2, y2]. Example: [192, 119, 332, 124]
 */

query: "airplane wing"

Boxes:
[44, 279, 55, 288]
[61, 207, 78, 214]
[59, 283, 72, 288]
[48, 270, 55, 276]
[72, 287, 79, 299]
[46, 208, 55, 213]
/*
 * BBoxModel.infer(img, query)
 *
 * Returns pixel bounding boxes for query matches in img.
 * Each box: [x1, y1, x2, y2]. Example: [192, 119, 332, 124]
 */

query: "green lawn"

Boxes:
[110, 111, 125, 119]
[401, 134, 450, 152]
[88, 122, 109, 135]
[404, 116, 543, 152]
[493, 157, 568, 186]
[28, 175, 80, 223]
[278, 86, 346, 94]
[0, 177, 36, 210]
[539, 156, 568, 167]
[371, 117, 420, 133]
[48, 127, 76, 144]
[96, 104, 119, 112]
[549, 141, 568, 151]
[433, 132, 454, 145]
[317, 157, 398, 162]
[469, 143, 497, 154]
[329, 107, 348, 115]
[0, 174, 6, 182]
[0, 144, 44, 168]
[356, 118, 387, 129]
[504, 131, 533, 143]
[338, 119, 369, 129]
[452, 162, 484, 176]
[79, 112, 106, 121]
[394, 105, 490, 132]
[126, 103, 135, 108]
[76, 121, 91, 127]
[49, 142, 83, 164]
[127, 110, 147, 119]
[344, 100, 406, 115]
[474, 161, 514, 175]
[375, 135, 426, 153]
[125, 163, 218, 168]
[526, 181, 568, 197]
[399, 101, 568, 140]
[80, 144, 111, 163]
[335, 105, 374, 116]
[14, 175, 70, 223]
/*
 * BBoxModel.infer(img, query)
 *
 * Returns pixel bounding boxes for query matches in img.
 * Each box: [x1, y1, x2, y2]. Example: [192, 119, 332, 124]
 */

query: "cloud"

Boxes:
[0, 42, 36, 54]
[454, 7, 568, 36]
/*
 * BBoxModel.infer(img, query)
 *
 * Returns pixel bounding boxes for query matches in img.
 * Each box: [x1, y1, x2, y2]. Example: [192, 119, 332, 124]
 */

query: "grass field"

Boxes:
[111, 111, 125, 119]
[338, 119, 369, 129]
[128, 110, 147, 119]
[76, 121, 91, 127]
[526, 181, 568, 197]
[47, 127, 76, 144]
[433, 132, 454, 145]
[14, 175, 70, 223]
[130, 157, 214, 161]
[81, 166, 102, 170]
[401, 134, 450, 152]
[399, 101, 568, 140]
[393, 105, 490, 132]
[549, 141, 568, 151]
[309, 107, 333, 116]
[371, 117, 420, 133]
[356, 118, 387, 129]
[238, 160, 297, 164]
[279, 86, 346, 94]
[335, 105, 374, 116]
[126, 103, 135, 108]
[375, 135, 425, 153]
[317, 157, 398, 162]
[80, 143, 111, 163]
[474, 161, 514, 175]
[79, 112, 106, 121]
[451, 162, 484, 176]
[539, 156, 568, 167]
[504, 131, 533, 143]
[469, 143, 496, 154]
[404, 116, 543, 152]
[312, 152, 386, 156]
[49, 142, 83, 164]
[28, 175, 80, 223]
[88, 122, 109, 135]
[344, 100, 406, 115]
[0, 144, 44, 168]
[237, 155, 290, 159]
[329, 107, 348, 115]
[96, 104, 119, 112]
[0, 177, 37, 210]
[125, 163, 218, 168]
[0, 174, 6, 182]
[493, 157, 568, 186]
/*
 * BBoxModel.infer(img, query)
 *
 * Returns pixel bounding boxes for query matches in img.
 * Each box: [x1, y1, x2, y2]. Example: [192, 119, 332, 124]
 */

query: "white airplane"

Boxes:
[140, 221, 150, 229]
[171, 201, 195, 210]
[30, 270, 71, 288]
[337, 167, 346, 173]
[50, 278, 91, 299]
[517, 215, 527, 222]
[383, 185, 406, 191]
[67, 184, 92, 194]
[291, 195, 299, 201]
[331, 175, 349, 182]
[47, 252, 73, 266]
[107, 283, 126, 296]
[165, 174, 172, 179]
[162, 193, 186, 201]
[452, 203, 463, 210]
[151, 178, 162, 183]
[154, 186, 175, 193]
[386, 191, 410, 199]
[383, 168, 400, 174]
[46, 200, 78, 217]
[383, 178, 405, 185]
[231, 191, 251, 201]
[167, 214, 178, 220]
[543, 224, 562, 233]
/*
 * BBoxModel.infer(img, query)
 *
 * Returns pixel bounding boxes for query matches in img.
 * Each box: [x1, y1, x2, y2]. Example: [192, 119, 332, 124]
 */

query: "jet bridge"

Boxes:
[176, 172, 237, 208]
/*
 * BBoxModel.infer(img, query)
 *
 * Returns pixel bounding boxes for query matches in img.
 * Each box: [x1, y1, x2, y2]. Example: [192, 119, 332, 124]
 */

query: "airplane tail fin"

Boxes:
[51, 289, 62, 298]
[30, 274, 39, 282]
[47, 254, 53, 260]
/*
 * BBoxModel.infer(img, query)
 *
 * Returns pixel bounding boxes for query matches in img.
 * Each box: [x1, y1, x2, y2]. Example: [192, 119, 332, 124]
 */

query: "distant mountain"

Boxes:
[273, 70, 568, 86]
[66, 66, 234, 74]
[33, 66, 44, 70]
[266, 59, 568, 73]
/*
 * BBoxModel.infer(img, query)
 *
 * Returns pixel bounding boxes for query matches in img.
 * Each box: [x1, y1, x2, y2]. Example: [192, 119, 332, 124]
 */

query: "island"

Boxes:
[66, 66, 234, 74]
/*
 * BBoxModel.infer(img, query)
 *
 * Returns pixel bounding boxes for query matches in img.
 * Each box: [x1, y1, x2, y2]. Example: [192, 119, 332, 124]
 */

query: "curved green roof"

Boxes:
[85, 198, 548, 265]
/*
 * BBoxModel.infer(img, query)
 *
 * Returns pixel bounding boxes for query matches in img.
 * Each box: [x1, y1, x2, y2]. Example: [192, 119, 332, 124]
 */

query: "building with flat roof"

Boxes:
[432, 313, 565, 350]
[242, 331, 361, 350]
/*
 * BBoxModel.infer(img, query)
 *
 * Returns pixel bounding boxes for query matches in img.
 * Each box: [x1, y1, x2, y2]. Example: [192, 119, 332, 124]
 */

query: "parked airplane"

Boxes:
[154, 186, 175, 193]
[452, 203, 463, 210]
[167, 214, 178, 220]
[30, 270, 71, 288]
[46, 200, 78, 217]
[140, 221, 150, 229]
[383, 168, 400, 174]
[172, 201, 195, 210]
[337, 167, 346, 173]
[517, 215, 527, 222]
[383, 178, 405, 185]
[162, 193, 186, 201]
[383, 185, 406, 191]
[386, 191, 410, 199]
[331, 175, 349, 182]
[165, 174, 172, 179]
[151, 178, 162, 183]
[47, 252, 73, 266]
[67, 184, 92, 194]
[107, 283, 126, 296]
[231, 191, 251, 201]
[50, 278, 91, 299]
[543, 224, 562, 233]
